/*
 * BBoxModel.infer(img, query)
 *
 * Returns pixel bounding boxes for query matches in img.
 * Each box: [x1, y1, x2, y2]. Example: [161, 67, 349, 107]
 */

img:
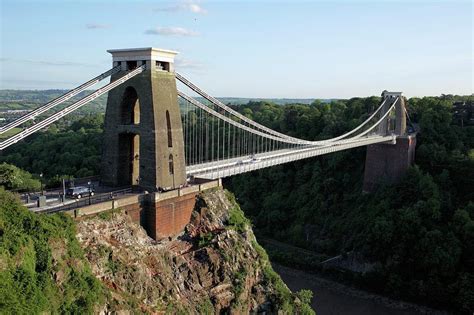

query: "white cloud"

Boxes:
[85, 23, 110, 29]
[185, 3, 207, 14]
[144, 27, 199, 37]
[154, 2, 207, 14]
[175, 58, 204, 70]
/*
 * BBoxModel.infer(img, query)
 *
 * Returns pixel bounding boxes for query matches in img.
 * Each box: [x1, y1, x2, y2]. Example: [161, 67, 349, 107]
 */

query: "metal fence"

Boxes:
[39, 187, 133, 214]
[16, 175, 101, 203]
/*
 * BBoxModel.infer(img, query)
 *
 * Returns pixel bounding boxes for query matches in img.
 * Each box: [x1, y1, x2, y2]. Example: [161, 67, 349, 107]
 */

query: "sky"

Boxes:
[0, 0, 472, 99]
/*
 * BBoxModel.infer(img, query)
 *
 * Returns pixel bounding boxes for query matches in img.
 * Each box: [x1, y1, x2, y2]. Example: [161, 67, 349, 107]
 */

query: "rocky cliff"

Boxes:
[76, 188, 314, 314]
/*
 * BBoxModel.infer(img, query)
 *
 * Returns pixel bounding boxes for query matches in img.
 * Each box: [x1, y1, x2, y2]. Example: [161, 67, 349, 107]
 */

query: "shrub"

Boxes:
[0, 188, 107, 313]
[0, 163, 41, 192]
[225, 191, 250, 233]
[198, 232, 215, 248]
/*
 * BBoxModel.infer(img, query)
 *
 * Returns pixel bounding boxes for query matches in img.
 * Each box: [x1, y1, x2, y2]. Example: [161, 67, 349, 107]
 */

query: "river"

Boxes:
[273, 264, 449, 315]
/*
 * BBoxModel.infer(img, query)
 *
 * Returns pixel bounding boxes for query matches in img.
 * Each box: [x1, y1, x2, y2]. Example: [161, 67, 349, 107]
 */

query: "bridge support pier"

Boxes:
[121, 191, 198, 241]
[144, 191, 198, 240]
[117, 180, 221, 240]
[363, 134, 416, 192]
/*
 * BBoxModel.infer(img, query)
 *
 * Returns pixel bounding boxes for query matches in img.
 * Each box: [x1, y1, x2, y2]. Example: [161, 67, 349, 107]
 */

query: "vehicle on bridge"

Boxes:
[66, 186, 95, 199]
[250, 154, 261, 163]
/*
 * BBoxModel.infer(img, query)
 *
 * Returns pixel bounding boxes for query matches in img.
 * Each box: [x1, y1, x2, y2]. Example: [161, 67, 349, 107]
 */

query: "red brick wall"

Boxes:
[363, 135, 416, 192]
[145, 192, 197, 240]
[123, 203, 143, 225]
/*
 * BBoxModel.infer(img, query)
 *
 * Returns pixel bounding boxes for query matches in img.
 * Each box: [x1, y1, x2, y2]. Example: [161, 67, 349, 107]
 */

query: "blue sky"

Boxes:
[1, 0, 472, 98]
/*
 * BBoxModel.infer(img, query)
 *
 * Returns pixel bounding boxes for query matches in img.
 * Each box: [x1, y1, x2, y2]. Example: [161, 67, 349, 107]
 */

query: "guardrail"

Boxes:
[39, 187, 133, 214]
[17, 175, 101, 203]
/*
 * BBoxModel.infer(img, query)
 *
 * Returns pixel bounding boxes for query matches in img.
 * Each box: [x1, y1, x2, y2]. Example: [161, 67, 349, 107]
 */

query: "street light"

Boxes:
[88, 181, 92, 205]
[39, 173, 44, 196]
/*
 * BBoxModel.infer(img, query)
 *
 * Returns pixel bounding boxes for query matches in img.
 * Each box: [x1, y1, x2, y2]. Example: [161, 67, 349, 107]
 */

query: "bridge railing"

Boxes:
[16, 175, 101, 203]
[38, 186, 133, 214]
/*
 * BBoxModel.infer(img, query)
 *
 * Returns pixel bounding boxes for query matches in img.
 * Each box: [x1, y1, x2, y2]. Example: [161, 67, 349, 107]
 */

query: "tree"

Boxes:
[0, 163, 40, 192]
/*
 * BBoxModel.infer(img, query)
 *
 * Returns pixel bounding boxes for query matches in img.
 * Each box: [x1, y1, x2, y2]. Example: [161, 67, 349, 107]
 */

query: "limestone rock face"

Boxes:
[75, 188, 291, 314]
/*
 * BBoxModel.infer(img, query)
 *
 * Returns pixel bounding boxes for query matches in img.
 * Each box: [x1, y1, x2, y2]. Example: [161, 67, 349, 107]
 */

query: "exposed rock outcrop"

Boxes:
[76, 188, 312, 314]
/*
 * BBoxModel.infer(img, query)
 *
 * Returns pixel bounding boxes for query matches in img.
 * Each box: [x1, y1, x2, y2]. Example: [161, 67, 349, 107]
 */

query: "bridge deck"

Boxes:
[187, 135, 395, 179]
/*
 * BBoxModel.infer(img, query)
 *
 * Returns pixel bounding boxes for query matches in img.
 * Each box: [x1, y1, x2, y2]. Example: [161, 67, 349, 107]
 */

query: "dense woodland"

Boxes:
[0, 94, 473, 313]
[226, 96, 474, 313]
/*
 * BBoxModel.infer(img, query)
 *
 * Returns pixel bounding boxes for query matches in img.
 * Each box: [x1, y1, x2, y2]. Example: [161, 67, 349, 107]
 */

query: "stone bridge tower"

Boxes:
[363, 91, 416, 192]
[377, 91, 406, 136]
[101, 48, 186, 192]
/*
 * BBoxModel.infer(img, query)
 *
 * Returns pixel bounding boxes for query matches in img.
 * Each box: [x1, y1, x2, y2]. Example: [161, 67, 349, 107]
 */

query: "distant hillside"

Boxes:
[211, 97, 333, 105]
[0, 89, 331, 113]
[0, 90, 108, 114]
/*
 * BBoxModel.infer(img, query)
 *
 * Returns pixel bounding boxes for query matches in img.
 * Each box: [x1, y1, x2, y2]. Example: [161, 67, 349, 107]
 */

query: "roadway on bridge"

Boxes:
[188, 135, 395, 179]
[26, 186, 135, 214]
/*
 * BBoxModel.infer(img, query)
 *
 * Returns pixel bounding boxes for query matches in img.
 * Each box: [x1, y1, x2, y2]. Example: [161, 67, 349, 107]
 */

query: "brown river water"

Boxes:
[273, 264, 449, 315]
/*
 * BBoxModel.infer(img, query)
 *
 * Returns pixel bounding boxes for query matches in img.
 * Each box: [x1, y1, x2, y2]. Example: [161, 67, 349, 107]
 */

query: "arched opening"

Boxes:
[126, 60, 137, 70]
[387, 109, 396, 134]
[166, 110, 172, 147]
[120, 87, 140, 125]
[168, 154, 174, 175]
[156, 61, 170, 72]
[118, 133, 140, 186]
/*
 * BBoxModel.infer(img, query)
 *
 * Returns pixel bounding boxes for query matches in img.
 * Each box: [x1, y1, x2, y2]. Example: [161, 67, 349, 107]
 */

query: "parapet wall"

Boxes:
[363, 135, 416, 192]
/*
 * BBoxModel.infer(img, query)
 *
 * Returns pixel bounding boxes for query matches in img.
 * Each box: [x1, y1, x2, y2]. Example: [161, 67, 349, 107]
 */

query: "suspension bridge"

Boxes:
[0, 47, 416, 239]
[0, 47, 412, 189]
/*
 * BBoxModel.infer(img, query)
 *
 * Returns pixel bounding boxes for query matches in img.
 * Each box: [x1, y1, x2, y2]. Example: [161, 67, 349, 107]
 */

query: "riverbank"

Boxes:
[273, 264, 450, 315]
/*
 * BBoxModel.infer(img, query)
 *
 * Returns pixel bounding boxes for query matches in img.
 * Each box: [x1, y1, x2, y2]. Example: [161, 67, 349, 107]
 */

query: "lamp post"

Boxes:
[88, 181, 91, 205]
[62, 178, 66, 202]
[39, 173, 44, 196]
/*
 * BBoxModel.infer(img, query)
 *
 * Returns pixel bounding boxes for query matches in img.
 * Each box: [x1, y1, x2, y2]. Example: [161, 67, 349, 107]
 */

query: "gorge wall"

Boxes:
[76, 188, 314, 314]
